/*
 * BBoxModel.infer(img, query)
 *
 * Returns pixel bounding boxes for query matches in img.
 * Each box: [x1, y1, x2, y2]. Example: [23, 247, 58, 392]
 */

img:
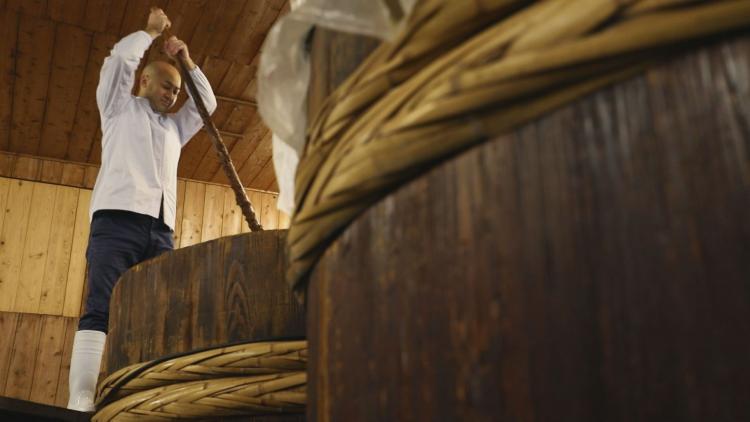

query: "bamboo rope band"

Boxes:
[164, 29, 263, 232]
[93, 340, 307, 421]
[287, 0, 750, 293]
[93, 374, 305, 421]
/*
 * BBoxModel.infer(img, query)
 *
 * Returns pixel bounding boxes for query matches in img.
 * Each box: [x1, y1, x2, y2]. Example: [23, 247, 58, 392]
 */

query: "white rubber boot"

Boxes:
[67, 330, 106, 412]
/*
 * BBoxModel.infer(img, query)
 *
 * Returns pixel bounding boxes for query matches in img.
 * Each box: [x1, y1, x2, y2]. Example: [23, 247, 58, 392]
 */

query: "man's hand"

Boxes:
[145, 7, 171, 39]
[164, 36, 196, 70]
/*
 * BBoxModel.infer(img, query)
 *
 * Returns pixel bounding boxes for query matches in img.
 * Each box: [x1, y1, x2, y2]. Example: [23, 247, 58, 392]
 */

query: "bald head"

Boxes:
[138, 61, 181, 113]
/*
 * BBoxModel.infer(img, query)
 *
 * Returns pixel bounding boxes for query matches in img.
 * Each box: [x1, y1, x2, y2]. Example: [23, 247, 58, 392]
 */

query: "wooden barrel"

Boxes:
[104, 229, 304, 379]
[306, 32, 750, 421]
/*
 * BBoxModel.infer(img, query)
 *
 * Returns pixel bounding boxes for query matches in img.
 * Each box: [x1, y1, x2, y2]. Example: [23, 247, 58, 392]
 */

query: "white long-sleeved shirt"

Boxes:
[90, 30, 217, 230]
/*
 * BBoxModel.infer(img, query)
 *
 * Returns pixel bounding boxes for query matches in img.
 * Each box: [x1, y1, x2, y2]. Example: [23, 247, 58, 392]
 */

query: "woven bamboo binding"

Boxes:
[93, 340, 307, 421]
[287, 0, 750, 294]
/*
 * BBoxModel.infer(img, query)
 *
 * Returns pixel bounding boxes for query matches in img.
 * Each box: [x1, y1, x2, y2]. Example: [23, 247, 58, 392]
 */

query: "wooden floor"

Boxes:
[0, 396, 89, 421]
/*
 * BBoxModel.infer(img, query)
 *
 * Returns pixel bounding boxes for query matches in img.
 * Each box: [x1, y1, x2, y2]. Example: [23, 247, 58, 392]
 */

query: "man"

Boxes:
[67, 7, 217, 412]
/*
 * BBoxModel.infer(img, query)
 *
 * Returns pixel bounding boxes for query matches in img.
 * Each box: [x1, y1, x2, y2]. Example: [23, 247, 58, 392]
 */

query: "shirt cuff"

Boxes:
[136, 30, 155, 42]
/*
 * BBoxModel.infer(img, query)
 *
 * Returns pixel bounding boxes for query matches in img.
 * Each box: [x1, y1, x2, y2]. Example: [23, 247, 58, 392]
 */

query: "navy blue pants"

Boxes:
[78, 209, 174, 333]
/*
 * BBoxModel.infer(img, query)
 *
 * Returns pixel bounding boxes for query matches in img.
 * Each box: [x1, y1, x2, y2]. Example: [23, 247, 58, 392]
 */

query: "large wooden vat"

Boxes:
[105, 230, 304, 370]
[306, 32, 750, 421]
[103, 230, 305, 420]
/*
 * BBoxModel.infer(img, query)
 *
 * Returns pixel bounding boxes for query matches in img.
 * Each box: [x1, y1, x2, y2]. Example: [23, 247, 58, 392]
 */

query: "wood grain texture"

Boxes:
[0, 312, 78, 407]
[172, 179, 187, 246]
[12, 155, 41, 180]
[37, 23, 91, 158]
[38, 186, 78, 315]
[28, 316, 66, 404]
[0, 151, 99, 188]
[221, 0, 268, 63]
[13, 182, 56, 313]
[249, 156, 276, 191]
[3, 313, 42, 400]
[53, 317, 78, 407]
[200, 183, 225, 242]
[0, 9, 18, 151]
[66, 32, 117, 163]
[0, 312, 19, 396]
[233, 129, 272, 186]
[103, 0, 128, 37]
[83, 165, 98, 188]
[0, 180, 33, 310]
[47, 0, 85, 26]
[307, 35, 750, 422]
[62, 188, 90, 317]
[5, 0, 46, 18]
[0, 176, 88, 317]
[116, 0, 163, 38]
[203, 0, 247, 58]
[0, 154, 13, 177]
[104, 230, 304, 374]
[10, 15, 54, 155]
[0, 177, 9, 245]
[60, 163, 85, 187]
[180, 181, 206, 247]
[81, 0, 110, 33]
[39, 159, 64, 184]
[260, 192, 279, 230]
[221, 186, 243, 236]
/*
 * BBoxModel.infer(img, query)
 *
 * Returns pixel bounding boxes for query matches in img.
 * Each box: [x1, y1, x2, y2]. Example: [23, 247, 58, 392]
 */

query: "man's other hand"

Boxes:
[164, 36, 196, 70]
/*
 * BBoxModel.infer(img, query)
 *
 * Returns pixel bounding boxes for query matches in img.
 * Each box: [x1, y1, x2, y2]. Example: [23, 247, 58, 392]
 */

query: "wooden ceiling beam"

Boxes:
[207, 128, 245, 138]
[215, 95, 257, 107]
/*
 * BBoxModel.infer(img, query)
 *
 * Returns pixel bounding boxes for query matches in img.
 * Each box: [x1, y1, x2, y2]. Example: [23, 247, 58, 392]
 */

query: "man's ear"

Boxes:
[140, 73, 149, 88]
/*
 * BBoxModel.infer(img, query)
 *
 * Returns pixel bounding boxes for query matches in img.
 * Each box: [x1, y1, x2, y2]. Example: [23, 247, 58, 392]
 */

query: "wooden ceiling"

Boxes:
[0, 0, 288, 192]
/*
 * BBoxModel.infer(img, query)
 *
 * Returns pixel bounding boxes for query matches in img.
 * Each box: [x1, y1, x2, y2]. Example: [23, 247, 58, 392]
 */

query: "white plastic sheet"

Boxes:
[257, 0, 416, 214]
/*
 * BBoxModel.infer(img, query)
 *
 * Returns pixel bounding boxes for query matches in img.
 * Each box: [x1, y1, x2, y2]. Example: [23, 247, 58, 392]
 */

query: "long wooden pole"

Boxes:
[165, 32, 263, 231]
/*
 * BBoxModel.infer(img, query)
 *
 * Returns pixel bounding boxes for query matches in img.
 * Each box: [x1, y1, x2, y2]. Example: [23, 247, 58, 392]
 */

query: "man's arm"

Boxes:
[167, 37, 218, 146]
[96, 8, 171, 118]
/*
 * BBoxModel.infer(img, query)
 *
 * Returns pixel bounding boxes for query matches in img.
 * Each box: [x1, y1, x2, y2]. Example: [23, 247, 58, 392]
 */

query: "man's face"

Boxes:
[141, 63, 181, 113]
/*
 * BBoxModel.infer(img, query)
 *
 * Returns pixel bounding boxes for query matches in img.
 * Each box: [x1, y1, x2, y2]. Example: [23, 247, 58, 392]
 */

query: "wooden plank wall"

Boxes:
[0, 151, 288, 407]
[0, 311, 77, 407]
[0, 152, 288, 317]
